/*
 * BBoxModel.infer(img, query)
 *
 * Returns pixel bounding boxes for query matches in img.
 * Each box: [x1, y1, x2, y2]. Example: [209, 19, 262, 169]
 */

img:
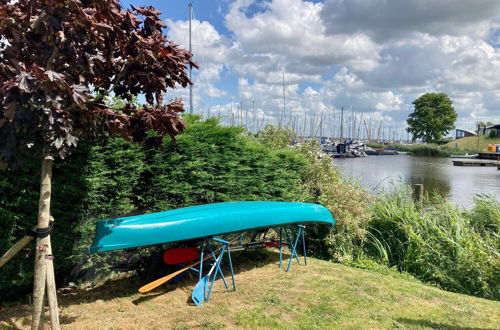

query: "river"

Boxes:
[333, 154, 500, 207]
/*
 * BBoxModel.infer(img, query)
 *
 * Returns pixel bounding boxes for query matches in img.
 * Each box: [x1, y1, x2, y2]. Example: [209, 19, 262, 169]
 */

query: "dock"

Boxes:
[452, 159, 500, 169]
[478, 153, 500, 161]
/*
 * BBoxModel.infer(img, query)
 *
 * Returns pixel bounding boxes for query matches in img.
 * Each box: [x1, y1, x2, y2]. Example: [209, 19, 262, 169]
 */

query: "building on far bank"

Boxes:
[478, 124, 500, 137]
[455, 129, 477, 140]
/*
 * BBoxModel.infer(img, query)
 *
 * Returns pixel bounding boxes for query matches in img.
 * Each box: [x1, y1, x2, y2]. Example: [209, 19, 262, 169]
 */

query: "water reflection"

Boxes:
[407, 157, 451, 198]
[333, 154, 500, 207]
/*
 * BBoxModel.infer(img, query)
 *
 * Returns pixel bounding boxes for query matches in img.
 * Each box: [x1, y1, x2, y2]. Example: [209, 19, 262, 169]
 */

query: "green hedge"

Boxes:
[0, 115, 308, 299]
[0, 139, 145, 298]
[138, 117, 306, 211]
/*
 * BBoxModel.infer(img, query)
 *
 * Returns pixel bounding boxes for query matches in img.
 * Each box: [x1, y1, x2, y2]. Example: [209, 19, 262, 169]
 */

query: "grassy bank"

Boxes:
[1, 119, 498, 312]
[446, 135, 500, 151]
[365, 187, 500, 300]
[1, 251, 499, 329]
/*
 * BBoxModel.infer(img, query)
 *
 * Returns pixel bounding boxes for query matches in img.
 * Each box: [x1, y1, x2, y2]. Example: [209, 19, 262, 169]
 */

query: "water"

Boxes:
[333, 154, 500, 207]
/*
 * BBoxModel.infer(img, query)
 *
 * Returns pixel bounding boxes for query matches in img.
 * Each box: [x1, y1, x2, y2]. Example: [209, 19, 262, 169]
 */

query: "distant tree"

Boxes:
[406, 93, 457, 143]
[0, 1, 196, 327]
[478, 121, 494, 127]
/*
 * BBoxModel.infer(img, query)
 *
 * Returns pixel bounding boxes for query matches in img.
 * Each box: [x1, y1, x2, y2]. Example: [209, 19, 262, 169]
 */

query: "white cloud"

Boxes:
[163, 0, 500, 133]
[321, 0, 500, 42]
[226, 0, 380, 77]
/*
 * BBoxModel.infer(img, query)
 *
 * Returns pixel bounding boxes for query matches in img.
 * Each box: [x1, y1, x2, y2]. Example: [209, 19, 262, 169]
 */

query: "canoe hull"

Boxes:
[90, 201, 334, 253]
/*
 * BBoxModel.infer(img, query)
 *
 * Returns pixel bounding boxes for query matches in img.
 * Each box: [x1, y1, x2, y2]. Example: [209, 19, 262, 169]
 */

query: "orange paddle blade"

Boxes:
[138, 236, 241, 293]
[138, 260, 200, 293]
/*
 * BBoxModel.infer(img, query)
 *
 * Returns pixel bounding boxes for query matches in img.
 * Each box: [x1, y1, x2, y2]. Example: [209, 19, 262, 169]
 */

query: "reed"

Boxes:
[367, 142, 478, 157]
[366, 185, 500, 300]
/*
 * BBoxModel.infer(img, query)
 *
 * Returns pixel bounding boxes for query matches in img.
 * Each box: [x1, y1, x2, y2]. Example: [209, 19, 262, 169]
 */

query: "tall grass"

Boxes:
[365, 186, 500, 300]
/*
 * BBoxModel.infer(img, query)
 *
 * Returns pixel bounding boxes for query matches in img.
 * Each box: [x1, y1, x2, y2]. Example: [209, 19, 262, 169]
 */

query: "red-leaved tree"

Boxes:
[0, 1, 197, 328]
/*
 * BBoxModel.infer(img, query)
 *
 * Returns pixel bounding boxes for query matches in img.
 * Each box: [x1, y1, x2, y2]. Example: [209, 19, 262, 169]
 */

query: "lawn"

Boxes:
[1, 251, 499, 329]
[446, 136, 500, 152]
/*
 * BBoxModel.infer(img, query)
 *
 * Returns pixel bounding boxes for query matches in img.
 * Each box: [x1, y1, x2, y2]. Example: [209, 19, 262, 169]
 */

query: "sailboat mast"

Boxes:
[282, 71, 286, 127]
[188, 2, 193, 114]
[340, 106, 344, 142]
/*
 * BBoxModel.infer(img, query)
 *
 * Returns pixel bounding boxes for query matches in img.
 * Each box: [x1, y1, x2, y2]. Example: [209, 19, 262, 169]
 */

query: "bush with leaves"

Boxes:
[0, 138, 146, 298]
[294, 140, 373, 261]
[138, 115, 307, 211]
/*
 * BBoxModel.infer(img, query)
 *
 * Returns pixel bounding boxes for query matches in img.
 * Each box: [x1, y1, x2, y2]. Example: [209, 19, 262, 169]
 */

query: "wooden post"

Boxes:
[0, 226, 36, 269]
[0, 217, 53, 269]
[32, 157, 60, 330]
[414, 184, 424, 207]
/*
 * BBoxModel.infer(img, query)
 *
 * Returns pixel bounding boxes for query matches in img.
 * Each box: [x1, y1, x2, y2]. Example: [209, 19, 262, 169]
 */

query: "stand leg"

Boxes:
[286, 226, 303, 272]
[279, 227, 283, 268]
[226, 245, 237, 291]
[301, 226, 307, 266]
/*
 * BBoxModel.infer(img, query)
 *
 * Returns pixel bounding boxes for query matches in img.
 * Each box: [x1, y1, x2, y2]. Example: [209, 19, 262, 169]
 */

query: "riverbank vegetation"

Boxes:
[367, 142, 475, 157]
[366, 187, 500, 300]
[1, 116, 498, 305]
[368, 135, 500, 157]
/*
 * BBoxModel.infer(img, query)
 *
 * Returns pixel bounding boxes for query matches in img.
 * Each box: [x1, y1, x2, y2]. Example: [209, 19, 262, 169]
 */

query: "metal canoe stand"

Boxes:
[192, 237, 236, 306]
[279, 225, 307, 272]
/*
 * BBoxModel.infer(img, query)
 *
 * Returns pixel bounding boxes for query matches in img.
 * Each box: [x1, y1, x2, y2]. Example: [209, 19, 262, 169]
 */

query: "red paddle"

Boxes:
[163, 247, 200, 264]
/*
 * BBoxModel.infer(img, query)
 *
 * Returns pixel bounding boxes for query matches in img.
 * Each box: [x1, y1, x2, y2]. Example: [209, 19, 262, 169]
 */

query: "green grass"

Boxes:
[446, 135, 500, 152]
[1, 251, 499, 329]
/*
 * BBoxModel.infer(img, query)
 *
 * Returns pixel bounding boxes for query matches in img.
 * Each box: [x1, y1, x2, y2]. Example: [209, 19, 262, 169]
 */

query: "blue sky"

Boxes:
[123, 0, 500, 138]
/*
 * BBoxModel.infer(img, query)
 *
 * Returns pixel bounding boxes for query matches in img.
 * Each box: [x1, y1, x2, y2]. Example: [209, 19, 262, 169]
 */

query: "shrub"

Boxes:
[138, 116, 307, 211]
[295, 140, 373, 262]
[0, 139, 146, 298]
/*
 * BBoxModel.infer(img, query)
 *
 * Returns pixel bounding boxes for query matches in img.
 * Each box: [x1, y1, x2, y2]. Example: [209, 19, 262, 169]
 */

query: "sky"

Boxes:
[122, 0, 500, 138]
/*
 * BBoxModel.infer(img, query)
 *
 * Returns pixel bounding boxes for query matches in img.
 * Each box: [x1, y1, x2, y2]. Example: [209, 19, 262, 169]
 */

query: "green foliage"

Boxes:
[407, 93, 457, 143]
[366, 142, 477, 157]
[138, 115, 307, 211]
[366, 186, 500, 300]
[295, 140, 373, 262]
[254, 124, 296, 148]
[0, 117, 309, 298]
[489, 130, 497, 139]
[0, 139, 145, 298]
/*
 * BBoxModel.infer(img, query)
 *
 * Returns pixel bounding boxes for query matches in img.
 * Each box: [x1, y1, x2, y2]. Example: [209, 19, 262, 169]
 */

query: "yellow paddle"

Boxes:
[138, 253, 216, 293]
[138, 235, 242, 293]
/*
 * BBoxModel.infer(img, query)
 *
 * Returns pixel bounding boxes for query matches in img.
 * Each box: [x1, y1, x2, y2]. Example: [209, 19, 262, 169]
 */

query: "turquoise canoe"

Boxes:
[90, 201, 334, 253]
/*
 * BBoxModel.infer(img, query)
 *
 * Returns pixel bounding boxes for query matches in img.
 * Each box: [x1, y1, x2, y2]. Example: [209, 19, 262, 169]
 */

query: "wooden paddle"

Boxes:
[139, 250, 216, 293]
[139, 235, 242, 293]
[138, 238, 283, 293]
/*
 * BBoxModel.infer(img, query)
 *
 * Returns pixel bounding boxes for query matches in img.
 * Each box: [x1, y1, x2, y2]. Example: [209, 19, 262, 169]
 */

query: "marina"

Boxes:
[333, 154, 500, 207]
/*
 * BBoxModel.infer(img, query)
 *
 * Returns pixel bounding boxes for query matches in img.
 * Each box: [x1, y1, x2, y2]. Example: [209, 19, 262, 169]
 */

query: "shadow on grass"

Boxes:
[0, 306, 77, 329]
[0, 249, 303, 326]
[396, 318, 494, 330]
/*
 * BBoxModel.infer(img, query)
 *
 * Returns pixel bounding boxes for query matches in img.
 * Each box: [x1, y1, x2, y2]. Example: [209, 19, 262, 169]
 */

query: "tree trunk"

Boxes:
[32, 158, 60, 330]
